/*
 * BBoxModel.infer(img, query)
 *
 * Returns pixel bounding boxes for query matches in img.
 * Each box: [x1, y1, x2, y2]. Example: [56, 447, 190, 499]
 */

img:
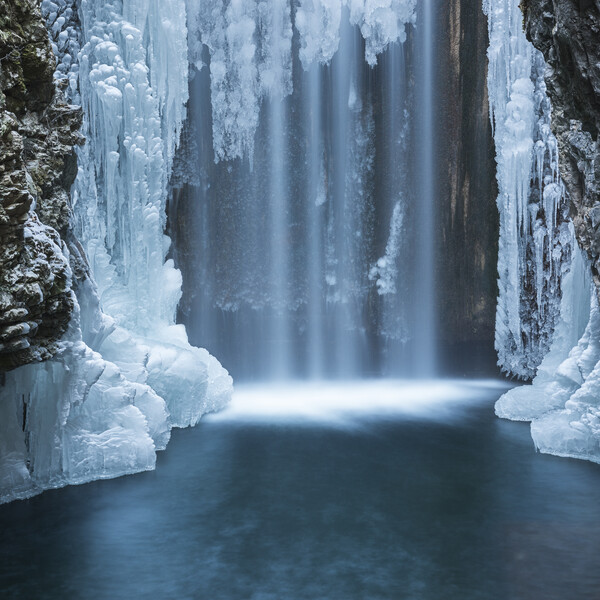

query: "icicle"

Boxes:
[186, 0, 417, 162]
[484, 0, 571, 378]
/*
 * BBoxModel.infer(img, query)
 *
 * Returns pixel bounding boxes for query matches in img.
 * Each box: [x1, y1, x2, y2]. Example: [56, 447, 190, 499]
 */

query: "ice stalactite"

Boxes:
[187, 0, 416, 162]
[496, 240, 600, 463]
[74, 0, 231, 425]
[495, 241, 591, 420]
[484, 0, 572, 379]
[1, 0, 231, 505]
[487, 0, 600, 463]
[295, 0, 342, 67]
[295, 0, 417, 70]
[346, 0, 417, 67]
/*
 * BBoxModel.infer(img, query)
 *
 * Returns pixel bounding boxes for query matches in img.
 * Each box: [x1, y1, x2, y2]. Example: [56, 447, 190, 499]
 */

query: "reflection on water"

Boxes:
[2, 381, 600, 599]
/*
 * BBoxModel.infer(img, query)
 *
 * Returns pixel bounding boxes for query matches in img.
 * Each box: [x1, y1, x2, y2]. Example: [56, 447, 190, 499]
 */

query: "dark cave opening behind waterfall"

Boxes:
[168, 0, 499, 381]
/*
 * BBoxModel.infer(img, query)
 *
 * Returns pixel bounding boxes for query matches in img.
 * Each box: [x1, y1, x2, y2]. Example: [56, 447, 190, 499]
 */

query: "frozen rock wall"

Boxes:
[0, 0, 82, 371]
[1, 0, 232, 504]
[520, 0, 600, 293]
[484, 0, 573, 379]
[489, 0, 600, 463]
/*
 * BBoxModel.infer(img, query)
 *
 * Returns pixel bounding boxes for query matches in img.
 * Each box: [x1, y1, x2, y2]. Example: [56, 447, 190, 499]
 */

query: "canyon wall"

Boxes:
[521, 0, 600, 291]
[437, 0, 499, 358]
[0, 0, 82, 372]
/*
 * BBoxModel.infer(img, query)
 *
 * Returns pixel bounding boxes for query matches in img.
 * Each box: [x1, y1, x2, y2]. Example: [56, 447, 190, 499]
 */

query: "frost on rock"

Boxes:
[484, 0, 572, 379]
[497, 257, 600, 463]
[41, 0, 82, 103]
[487, 0, 600, 464]
[186, 0, 416, 161]
[495, 240, 591, 420]
[1, 0, 232, 505]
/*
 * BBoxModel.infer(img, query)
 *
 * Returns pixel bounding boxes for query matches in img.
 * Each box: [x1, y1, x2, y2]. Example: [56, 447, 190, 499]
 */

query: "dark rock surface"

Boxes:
[0, 0, 83, 370]
[437, 0, 499, 348]
[521, 0, 600, 289]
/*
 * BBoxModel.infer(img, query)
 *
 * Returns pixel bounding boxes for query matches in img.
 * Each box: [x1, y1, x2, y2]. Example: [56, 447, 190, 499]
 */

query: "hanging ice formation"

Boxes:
[0, 0, 232, 505]
[187, 0, 417, 162]
[484, 0, 573, 379]
[487, 0, 600, 463]
[179, 0, 429, 380]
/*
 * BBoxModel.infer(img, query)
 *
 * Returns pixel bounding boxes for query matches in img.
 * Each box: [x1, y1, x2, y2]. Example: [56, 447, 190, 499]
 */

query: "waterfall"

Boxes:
[305, 62, 326, 379]
[177, 0, 446, 381]
[413, 0, 436, 376]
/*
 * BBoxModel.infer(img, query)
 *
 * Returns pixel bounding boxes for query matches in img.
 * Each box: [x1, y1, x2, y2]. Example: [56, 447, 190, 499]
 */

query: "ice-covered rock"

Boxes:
[495, 240, 591, 421]
[72, 0, 231, 406]
[484, 0, 572, 379]
[0, 285, 165, 504]
[487, 0, 600, 464]
[1, 0, 232, 505]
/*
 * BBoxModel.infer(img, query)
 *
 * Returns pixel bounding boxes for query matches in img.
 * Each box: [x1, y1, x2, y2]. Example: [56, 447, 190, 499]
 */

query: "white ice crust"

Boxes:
[496, 246, 600, 464]
[484, 0, 572, 379]
[1, 0, 232, 504]
[186, 0, 416, 161]
[486, 0, 600, 464]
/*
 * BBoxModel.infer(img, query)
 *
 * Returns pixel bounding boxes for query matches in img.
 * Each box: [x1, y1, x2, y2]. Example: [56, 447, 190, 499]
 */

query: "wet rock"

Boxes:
[521, 0, 600, 288]
[0, 0, 83, 371]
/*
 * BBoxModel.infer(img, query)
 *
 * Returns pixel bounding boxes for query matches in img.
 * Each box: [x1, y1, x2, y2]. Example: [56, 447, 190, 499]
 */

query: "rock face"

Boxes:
[0, 0, 82, 370]
[436, 0, 500, 366]
[521, 0, 600, 288]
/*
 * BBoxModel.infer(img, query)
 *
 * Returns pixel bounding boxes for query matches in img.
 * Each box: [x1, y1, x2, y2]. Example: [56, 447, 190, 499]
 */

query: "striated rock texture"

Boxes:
[436, 0, 500, 369]
[0, 0, 82, 370]
[521, 0, 600, 288]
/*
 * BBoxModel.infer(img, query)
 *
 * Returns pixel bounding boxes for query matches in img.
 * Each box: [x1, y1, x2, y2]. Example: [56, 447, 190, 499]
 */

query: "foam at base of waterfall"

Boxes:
[207, 379, 512, 427]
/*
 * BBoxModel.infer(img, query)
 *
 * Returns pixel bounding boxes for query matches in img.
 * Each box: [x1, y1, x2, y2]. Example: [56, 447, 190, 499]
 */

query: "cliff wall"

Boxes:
[437, 0, 500, 350]
[521, 0, 600, 288]
[0, 0, 82, 371]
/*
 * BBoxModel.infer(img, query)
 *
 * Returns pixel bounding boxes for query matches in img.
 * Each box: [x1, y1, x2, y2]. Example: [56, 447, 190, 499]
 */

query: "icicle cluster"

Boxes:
[186, 0, 416, 162]
[1, 0, 232, 504]
[495, 236, 600, 464]
[73, 0, 231, 427]
[296, 0, 416, 68]
[484, 0, 572, 379]
[487, 0, 600, 464]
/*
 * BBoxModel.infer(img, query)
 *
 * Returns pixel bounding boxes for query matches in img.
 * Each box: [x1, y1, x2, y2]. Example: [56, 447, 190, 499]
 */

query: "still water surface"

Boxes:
[1, 381, 600, 599]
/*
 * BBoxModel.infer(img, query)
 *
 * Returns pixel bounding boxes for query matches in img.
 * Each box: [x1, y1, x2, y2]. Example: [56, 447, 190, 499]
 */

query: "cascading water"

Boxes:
[413, 0, 436, 376]
[174, 0, 441, 381]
